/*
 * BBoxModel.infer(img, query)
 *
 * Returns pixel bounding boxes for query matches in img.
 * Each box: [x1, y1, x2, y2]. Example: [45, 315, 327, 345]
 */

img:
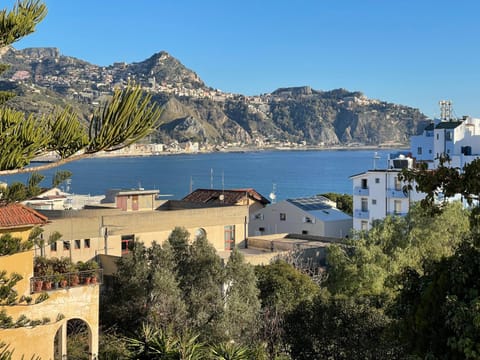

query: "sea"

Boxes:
[1, 149, 400, 201]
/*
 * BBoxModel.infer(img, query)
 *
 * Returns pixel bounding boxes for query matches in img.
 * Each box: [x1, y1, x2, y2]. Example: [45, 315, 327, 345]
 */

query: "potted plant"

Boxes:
[34, 279, 43, 292]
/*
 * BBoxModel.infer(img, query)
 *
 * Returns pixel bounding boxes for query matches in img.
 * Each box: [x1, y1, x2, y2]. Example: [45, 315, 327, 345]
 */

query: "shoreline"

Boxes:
[92, 144, 409, 158]
[31, 144, 410, 162]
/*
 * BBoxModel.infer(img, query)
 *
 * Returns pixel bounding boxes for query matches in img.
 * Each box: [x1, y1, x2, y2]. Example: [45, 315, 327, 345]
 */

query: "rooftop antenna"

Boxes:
[269, 183, 277, 204]
[373, 152, 380, 170]
[439, 100, 452, 121]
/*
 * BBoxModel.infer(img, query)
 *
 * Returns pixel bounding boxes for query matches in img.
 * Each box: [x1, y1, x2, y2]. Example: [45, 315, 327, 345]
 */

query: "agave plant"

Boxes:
[124, 323, 179, 360]
[210, 342, 250, 360]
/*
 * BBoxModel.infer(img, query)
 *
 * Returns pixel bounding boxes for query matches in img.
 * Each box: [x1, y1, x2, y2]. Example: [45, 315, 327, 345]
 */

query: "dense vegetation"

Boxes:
[96, 195, 480, 359]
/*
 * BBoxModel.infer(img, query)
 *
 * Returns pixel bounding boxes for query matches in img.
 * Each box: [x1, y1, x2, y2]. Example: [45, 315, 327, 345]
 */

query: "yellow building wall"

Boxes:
[0, 250, 34, 297]
[0, 226, 34, 242]
[40, 205, 249, 263]
[0, 251, 100, 360]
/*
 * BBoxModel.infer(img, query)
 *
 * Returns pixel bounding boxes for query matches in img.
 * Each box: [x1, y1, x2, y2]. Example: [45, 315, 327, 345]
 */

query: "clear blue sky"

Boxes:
[11, 0, 480, 118]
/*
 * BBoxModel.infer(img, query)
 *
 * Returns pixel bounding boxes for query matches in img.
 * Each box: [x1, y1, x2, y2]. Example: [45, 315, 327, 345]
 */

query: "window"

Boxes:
[394, 176, 402, 191]
[361, 198, 368, 212]
[304, 216, 312, 223]
[74, 240, 81, 250]
[224, 225, 235, 250]
[254, 213, 264, 220]
[84, 239, 90, 248]
[446, 131, 453, 141]
[280, 213, 286, 221]
[417, 147, 422, 155]
[436, 133, 439, 140]
[375, 178, 380, 184]
[63, 241, 70, 251]
[302, 230, 308, 235]
[121, 235, 135, 255]
[361, 178, 368, 189]
[361, 221, 368, 231]
[50, 241, 57, 252]
[394, 200, 402, 215]
[372, 199, 377, 205]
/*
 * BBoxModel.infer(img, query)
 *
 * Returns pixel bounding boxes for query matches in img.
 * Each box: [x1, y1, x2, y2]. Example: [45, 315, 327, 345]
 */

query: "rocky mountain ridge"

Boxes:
[0, 46, 429, 148]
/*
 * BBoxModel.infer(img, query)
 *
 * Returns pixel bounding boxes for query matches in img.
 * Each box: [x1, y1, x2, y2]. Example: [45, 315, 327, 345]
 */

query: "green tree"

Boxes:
[284, 293, 402, 360]
[320, 192, 353, 216]
[220, 248, 261, 343]
[174, 233, 225, 342]
[394, 240, 480, 359]
[325, 202, 469, 302]
[255, 260, 320, 358]
[101, 241, 186, 334]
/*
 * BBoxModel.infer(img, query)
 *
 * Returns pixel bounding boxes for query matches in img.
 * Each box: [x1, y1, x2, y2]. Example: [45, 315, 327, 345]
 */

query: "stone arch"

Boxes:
[195, 228, 207, 240]
[53, 317, 94, 360]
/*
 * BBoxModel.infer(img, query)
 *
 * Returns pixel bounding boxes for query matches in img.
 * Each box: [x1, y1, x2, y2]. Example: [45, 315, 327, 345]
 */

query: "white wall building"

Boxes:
[410, 115, 480, 169]
[350, 154, 424, 231]
[249, 196, 352, 238]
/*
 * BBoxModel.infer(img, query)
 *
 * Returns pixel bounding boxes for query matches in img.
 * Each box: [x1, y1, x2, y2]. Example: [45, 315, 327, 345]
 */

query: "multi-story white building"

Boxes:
[410, 102, 480, 169]
[352, 102, 480, 231]
[350, 153, 424, 231]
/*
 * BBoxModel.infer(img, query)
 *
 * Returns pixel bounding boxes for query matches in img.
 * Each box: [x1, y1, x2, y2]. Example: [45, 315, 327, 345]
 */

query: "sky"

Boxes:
[11, 0, 480, 118]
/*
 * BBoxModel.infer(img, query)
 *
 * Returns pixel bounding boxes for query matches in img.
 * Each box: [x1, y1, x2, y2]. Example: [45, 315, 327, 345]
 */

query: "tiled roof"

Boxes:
[182, 188, 270, 205]
[0, 203, 48, 229]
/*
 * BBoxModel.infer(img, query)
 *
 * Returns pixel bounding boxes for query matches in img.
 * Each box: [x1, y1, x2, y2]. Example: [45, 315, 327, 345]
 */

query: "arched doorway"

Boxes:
[54, 318, 92, 360]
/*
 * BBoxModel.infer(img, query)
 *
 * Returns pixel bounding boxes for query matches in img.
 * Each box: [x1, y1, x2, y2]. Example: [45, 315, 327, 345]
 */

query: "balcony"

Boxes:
[354, 209, 370, 219]
[30, 269, 103, 293]
[386, 188, 408, 199]
[353, 186, 369, 196]
[387, 211, 408, 217]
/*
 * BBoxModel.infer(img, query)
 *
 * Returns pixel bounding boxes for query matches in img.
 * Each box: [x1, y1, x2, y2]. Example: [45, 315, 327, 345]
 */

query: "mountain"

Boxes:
[0, 46, 429, 147]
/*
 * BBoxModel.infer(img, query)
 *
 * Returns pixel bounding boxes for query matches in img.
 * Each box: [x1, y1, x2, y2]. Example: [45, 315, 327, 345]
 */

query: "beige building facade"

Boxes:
[39, 201, 249, 264]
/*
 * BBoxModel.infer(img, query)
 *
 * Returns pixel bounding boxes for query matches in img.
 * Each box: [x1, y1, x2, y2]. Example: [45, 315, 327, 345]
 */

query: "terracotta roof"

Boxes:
[0, 203, 48, 229]
[182, 188, 270, 205]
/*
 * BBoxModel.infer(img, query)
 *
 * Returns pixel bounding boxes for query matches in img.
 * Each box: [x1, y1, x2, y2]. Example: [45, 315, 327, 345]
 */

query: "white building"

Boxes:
[350, 153, 424, 231]
[410, 114, 480, 169]
[249, 196, 352, 238]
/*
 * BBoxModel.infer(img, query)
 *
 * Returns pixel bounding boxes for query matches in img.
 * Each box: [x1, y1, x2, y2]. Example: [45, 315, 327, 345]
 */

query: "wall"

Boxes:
[0, 251, 100, 360]
[40, 205, 249, 263]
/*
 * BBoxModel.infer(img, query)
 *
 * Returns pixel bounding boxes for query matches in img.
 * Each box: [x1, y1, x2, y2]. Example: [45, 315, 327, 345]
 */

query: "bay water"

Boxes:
[2, 149, 399, 201]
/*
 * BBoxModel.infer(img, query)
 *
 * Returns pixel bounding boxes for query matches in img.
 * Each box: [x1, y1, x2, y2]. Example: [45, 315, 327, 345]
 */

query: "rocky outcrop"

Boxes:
[0, 47, 430, 146]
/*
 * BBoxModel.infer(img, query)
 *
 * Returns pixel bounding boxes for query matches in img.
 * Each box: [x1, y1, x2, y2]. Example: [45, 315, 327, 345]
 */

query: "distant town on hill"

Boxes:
[0, 46, 429, 151]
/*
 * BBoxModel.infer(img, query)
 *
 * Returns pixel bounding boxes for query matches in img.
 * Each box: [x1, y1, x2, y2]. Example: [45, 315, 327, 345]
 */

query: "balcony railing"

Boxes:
[353, 186, 369, 196]
[30, 269, 103, 294]
[386, 188, 408, 199]
[387, 211, 408, 217]
[354, 209, 370, 219]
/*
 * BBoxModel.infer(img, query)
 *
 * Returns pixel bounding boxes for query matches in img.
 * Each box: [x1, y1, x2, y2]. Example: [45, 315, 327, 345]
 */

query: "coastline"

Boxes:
[32, 143, 409, 162]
